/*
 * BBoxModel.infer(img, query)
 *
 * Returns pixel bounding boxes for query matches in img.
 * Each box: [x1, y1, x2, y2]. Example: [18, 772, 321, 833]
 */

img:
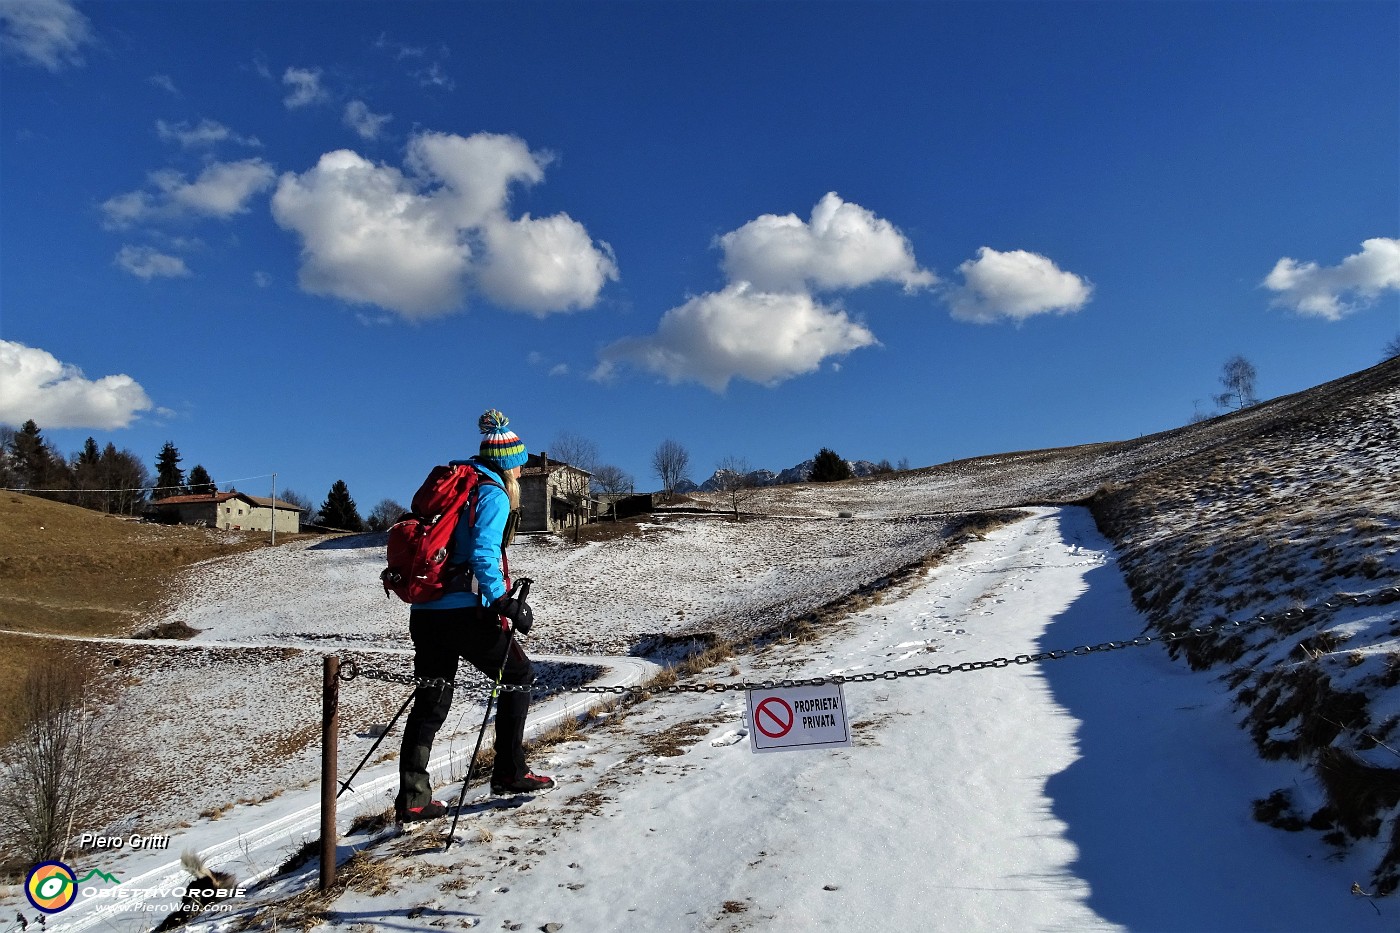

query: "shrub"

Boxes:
[0, 648, 99, 867]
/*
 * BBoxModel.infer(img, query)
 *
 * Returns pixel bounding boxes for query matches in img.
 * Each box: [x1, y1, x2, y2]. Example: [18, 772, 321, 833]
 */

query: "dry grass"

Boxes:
[237, 850, 395, 931]
[1087, 357, 1400, 891]
[0, 493, 301, 746]
[0, 493, 279, 635]
[635, 719, 713, 758]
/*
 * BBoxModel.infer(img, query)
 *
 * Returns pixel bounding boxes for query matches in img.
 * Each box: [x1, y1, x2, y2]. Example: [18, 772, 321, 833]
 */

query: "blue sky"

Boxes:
[1, 0, 1397, 513]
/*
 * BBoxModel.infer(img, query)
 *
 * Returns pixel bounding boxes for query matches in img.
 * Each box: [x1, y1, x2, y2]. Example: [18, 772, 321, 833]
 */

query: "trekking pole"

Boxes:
[336, 688, 416, 799]
[445, 577, 532, 851]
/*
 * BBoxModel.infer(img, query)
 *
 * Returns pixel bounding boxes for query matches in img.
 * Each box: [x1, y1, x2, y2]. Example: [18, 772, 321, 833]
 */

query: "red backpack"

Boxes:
[381, 463, 501, 603]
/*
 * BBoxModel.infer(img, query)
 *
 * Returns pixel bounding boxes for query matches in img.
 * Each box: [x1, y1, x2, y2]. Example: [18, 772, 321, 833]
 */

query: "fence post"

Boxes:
[320, 655, 340, 891]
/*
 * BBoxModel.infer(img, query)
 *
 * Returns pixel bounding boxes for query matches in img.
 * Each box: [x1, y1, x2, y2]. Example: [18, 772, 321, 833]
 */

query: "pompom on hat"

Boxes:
[478, 409, 528, 470]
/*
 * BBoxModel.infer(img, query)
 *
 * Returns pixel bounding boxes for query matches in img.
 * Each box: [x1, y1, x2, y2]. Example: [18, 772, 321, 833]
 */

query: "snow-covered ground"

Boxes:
[13, 508, 1387, 932]
[7, 361, 1397, 931]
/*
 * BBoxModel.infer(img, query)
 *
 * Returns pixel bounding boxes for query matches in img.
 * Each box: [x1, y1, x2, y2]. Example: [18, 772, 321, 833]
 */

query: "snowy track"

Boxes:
[21, 508, 1387, 932]
[45, 652, 660, 933]
[269, 507, 1385, 933]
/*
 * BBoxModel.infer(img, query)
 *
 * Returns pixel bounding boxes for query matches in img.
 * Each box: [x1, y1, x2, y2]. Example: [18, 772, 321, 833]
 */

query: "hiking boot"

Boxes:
[396, 800, 448, 822]
[491, 772, 555, 795]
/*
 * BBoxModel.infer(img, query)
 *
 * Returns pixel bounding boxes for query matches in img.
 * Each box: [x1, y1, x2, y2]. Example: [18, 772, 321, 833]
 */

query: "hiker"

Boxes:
[395, 409, 554, 822]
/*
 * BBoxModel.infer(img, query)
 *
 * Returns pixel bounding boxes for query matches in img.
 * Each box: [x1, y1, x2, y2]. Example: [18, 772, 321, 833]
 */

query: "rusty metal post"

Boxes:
[320, 655, 340, 891]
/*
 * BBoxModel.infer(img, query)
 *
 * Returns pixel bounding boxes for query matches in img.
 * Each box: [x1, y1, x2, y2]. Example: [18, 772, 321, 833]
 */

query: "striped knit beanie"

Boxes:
[478, 409, 528, 470]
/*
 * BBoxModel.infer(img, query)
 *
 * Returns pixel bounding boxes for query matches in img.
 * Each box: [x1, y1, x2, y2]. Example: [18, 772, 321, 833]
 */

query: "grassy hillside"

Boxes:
[1088, 356, 1400, 891]
[0, 493, 294, 742]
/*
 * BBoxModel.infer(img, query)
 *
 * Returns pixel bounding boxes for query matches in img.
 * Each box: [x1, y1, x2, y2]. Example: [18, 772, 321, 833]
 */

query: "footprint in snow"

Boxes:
[711, 729, 748, 747]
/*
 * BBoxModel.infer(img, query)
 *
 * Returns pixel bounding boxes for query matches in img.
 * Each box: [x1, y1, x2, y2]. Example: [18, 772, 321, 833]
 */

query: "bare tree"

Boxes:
[652, 439, 690, 502]
[714, 456, 760, 521]
[592, 464, 634, 521]
[1215, 354, 1259, 411]
[366, 498, 408, 532]
[550, 432, 600, 542]
[550, 432, 600, 475]
[0, 425, 15, 490]
[0, 649, 99, 865]
[1384, 334, 1400, 361]
[277, 488, 315, 529]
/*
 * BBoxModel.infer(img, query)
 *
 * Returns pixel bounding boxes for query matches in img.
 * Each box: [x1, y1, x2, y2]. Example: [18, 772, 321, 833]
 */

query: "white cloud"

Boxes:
[0, 340, 154, 430]
[344, 100, 392, 140]
[253, 270, 271, 288]
[271, 149, 471, 315]
[156, 118, 261, 149]
[148, 73, 179, 95]
[599, 193, 929, 390]
[271, 132, 616, 318]
[114, 245, 190, 280]
[102, 158, 276, 228]
[596, 282, 876, 392]
[374, 34, 426, 59]
[169, 160, 276, 215]
[416, 61, 454, 90]
[404, 131, 545, 228]
[719, 192, 935, 293]
[597, 193, 933, 391]
[283, 66, 328, 108]
[1262, 237, 1400, 321]
[476, 213, 618, 316]
[0, 0, 95, 71]
[945, 247, 1093, 323]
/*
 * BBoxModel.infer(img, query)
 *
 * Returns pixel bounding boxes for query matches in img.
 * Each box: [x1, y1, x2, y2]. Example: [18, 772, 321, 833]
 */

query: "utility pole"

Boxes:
[271, 472, 277, 546]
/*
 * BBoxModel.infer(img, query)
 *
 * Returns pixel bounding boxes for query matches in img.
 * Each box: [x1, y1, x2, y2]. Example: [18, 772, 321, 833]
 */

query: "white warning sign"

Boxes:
[746, 683, 852, 753]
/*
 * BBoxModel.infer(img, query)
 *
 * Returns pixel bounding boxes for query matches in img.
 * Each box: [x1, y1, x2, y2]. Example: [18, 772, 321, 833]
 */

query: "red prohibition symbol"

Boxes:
[755, 696, 795, 738]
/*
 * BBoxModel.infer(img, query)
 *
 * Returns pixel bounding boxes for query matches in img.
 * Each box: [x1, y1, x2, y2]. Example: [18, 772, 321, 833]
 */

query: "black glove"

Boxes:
[515, 601, 534, 636]
[492, 594, 534, 635]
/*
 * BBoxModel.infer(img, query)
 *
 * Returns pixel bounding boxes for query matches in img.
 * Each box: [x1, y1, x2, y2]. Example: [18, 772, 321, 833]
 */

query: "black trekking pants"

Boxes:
[396, 605, 534, 812]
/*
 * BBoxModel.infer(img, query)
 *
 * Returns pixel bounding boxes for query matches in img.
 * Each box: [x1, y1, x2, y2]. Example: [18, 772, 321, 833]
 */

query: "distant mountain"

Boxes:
[695, 458, 882, 492]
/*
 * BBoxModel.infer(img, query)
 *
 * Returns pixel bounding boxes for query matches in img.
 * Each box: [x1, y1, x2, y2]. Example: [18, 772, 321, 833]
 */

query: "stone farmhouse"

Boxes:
[145, 491, 301, 535]
[520, 452, 594, 533]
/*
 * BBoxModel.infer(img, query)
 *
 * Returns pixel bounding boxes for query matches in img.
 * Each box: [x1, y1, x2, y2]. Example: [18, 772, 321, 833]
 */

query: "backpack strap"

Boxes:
[441, 466, 505, 595]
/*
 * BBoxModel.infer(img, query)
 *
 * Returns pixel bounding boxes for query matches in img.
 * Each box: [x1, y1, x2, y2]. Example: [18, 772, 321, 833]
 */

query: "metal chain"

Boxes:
[340, 586, 1399, 696]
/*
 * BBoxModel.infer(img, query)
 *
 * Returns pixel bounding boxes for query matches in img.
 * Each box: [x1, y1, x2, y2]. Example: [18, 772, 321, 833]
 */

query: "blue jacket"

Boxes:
[414, 458, 512, 611]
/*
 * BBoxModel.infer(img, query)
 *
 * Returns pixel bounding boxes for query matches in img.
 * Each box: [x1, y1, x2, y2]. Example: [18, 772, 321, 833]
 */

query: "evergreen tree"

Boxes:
[319, 480, 364, 532]
[810, 447, 853, 483]
[71, 438, 104, 510]
[153, 441, 186, 499]
[10, 421, 70, 499]
[187, 464, 216, 495]
[77, 437, 101, 467]
[100, 443, 150, 515]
